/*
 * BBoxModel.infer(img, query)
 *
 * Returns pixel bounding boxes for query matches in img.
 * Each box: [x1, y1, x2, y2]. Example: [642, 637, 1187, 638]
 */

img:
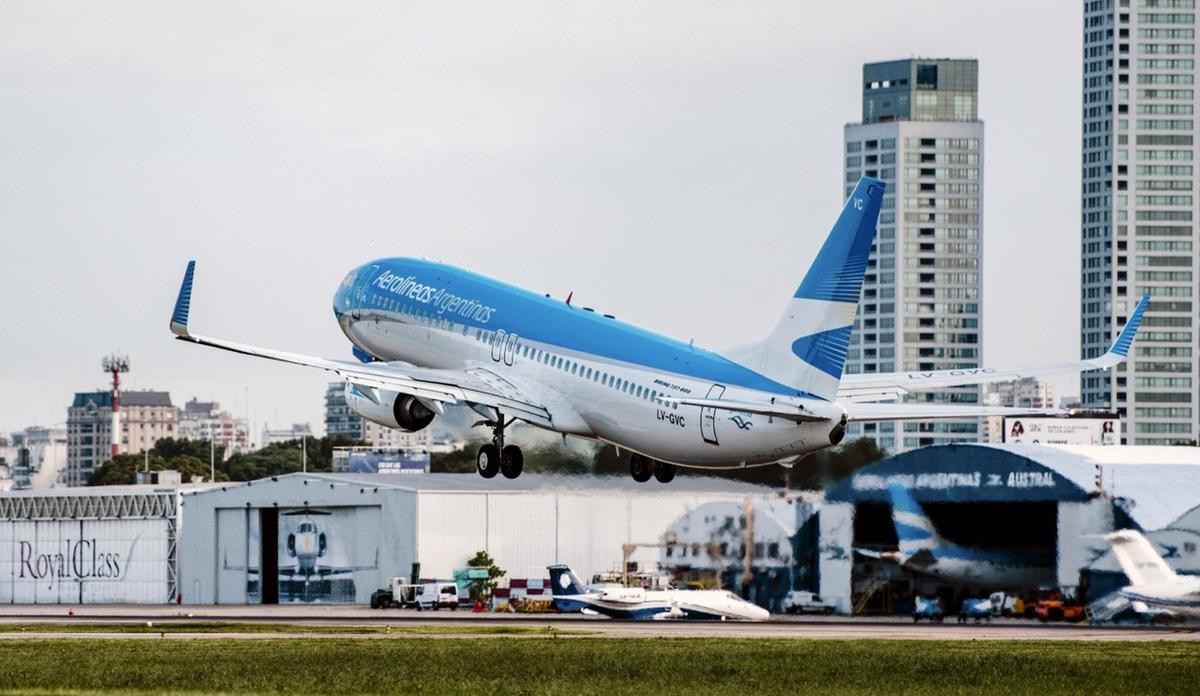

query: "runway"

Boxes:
[0, 605, 1196, 641]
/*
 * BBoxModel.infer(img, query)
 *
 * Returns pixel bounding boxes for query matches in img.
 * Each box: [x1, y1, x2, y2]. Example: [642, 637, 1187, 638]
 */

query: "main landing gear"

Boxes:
[629, 453, 676, 483]
[476, 414, 523, 479]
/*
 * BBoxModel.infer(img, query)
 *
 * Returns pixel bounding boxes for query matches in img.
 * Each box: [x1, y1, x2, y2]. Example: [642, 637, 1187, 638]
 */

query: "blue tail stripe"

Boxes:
[887, 484, 926, 518]
[793, 177, 885, 303]
[790, 325, 853, 379]
[171, 260, 196, 329]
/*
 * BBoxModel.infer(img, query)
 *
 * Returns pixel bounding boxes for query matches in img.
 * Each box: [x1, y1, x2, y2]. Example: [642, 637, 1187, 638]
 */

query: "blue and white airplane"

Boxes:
[547, 565, 769, 621]
[862, 484, 1056, 589]
[1106, 529, 1200, 620]
[168, 176, 1148, 483]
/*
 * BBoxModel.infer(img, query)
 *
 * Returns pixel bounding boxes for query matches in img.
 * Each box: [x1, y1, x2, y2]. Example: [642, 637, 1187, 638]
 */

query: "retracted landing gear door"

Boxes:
[700, 384, 725, 445]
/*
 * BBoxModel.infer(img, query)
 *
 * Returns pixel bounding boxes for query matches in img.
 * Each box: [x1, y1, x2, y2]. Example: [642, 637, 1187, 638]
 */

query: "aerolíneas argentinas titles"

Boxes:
[169, 177, 1148, 483]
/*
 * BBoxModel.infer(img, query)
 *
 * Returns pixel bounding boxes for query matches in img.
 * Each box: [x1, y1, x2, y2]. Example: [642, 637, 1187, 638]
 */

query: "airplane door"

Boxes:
[351, 264, 379, 320]
[700, 384, 725, 445]
[503, 333, 518, 366]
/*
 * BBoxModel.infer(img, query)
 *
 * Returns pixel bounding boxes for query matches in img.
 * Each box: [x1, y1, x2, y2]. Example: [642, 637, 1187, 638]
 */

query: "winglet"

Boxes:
[170, 260, 196, 338]
[1108, 292, 1150, 358]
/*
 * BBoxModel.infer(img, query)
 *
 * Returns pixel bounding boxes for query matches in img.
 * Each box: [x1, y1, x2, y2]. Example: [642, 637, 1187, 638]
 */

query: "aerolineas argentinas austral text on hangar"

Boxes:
[169, 177, 1147, 483]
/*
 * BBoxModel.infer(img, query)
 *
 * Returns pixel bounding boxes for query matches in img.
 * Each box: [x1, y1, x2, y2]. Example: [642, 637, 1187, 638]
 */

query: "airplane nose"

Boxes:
[752, 605, 770, 621]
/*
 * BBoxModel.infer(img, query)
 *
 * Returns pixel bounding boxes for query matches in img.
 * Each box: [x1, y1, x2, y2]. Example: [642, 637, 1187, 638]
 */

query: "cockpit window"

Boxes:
[298, 522, 315, 533]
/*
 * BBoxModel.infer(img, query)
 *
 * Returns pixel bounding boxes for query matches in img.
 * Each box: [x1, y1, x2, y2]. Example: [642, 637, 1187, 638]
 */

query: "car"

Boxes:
[912, 596, 944, 623]
[782, 591, 836, 615]
[958, 598, 993, 623]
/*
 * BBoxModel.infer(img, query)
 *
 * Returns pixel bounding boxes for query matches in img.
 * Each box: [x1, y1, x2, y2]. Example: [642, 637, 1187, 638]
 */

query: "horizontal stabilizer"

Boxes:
[845, 403, 1064, 422]
[838, 293, 1150, 401]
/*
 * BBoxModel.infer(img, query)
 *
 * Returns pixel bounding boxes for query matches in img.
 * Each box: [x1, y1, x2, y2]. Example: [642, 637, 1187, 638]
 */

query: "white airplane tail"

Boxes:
[736, 177, 885, 400]
[1106, 530, 1178, 586]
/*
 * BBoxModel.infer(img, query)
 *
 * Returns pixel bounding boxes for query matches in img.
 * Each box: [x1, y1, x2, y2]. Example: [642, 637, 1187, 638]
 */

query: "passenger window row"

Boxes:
[469, 328, 678, 408]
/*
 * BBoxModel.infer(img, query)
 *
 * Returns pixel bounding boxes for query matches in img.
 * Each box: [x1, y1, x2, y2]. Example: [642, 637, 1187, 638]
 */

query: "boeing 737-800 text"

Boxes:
[169, 177, 1147, 483]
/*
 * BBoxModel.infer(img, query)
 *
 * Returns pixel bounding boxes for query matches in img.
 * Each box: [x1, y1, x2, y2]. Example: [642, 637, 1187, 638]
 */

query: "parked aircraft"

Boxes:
[547, 565, 769, 621]
[168, 176, 1147, 482]
[859, 484, 1056, 589]
[1106, 529, 1200, 620]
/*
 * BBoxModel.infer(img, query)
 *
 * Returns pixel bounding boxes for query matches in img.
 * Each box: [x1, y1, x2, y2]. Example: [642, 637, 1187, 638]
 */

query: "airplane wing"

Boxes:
[662, 396, 832, 423]
[169, 261, 553, 428]
[837, 293, 1149, 402]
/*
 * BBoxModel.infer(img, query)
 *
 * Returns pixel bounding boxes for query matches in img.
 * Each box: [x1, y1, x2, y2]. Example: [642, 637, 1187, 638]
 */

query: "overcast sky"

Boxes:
[0, 1, 1082, 437]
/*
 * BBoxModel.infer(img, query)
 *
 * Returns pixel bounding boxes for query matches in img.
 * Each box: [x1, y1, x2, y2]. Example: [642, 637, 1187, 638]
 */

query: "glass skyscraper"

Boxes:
[1081, 0, 1198, 445]
[843, 59, 985, 453]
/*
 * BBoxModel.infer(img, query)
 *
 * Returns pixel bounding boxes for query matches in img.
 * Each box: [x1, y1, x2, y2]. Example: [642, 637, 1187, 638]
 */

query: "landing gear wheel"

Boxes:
[477, 444, 500, 478]
[653, 461, 676, 483]
[630, 454, 653, 483]
[500, 445, 524, 479]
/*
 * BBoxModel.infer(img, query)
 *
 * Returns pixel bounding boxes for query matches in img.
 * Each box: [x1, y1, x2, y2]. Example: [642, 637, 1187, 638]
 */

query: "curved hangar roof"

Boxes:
[826, 443, 1200, 531]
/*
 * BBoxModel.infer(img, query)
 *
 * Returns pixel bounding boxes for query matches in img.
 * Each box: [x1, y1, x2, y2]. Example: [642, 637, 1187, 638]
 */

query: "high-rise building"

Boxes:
[260, 423, 313, 447]
[67, 391, 177, 485]
[843, 58, 985, 453]
[178, 399, 251, 456]
[9, 426, 67, 490]
[1081, 1, 1198, 445]
[324, 383, 363, 440]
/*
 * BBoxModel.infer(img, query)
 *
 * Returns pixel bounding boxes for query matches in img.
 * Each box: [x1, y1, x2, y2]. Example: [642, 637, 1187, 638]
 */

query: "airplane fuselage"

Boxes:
[907, 552, 1056, 590]
[333, 258, 843, 469]
[554, 587, 770, 621]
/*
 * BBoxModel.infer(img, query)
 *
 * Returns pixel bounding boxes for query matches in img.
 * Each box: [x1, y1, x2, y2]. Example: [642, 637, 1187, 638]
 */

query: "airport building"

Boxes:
[176, 473, 778, 605]
[843, 58, 985, 453]
[0, 482, 214, 603]
[816, 443, 1200, 614]
[1080, 3, 1198, 445]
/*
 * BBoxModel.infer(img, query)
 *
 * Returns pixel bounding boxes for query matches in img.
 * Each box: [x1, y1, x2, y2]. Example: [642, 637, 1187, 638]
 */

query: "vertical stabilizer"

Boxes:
[888, 484, 948, 558]
[748, 177, 884, 400]
[547, 565, 589, 596]
[1106, 530, 1178, 586]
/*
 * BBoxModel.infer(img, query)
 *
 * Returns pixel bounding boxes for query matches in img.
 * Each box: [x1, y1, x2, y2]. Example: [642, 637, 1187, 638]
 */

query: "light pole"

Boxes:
[301, 434, 307, 473]
[210, 436, 215, 482]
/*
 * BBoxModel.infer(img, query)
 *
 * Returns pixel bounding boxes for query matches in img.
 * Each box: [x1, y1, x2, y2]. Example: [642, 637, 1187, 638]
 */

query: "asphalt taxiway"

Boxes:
[0, 605, 1195, 641]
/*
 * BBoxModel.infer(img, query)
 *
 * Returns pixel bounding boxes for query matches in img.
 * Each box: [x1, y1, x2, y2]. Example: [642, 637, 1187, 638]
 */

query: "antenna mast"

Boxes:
[102, 354, 130, 458]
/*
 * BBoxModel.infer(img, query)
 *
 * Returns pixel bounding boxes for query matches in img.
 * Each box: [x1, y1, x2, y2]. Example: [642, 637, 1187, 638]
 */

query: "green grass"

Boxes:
[0, 621, 576, 636]
[0, 638, 1196, 695]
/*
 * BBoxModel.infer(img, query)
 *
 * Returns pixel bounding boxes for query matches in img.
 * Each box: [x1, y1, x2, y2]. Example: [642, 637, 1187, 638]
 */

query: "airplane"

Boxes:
[167, 176, 1149, 483]
[857, 484, 1056, 589]
[547, 564, 769, 621]
[1105, 529, 1200, 620]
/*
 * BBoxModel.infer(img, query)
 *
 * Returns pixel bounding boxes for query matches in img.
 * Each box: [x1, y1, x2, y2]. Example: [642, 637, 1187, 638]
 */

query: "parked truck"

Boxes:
[370, 579, 460, 610]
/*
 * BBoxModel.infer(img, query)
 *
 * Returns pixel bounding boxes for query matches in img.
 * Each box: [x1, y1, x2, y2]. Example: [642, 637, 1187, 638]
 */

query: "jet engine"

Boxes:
[343, 383, 436, 432]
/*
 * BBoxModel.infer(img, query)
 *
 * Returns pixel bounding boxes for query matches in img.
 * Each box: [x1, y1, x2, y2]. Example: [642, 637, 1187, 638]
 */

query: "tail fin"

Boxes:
[1106, 530, 1178, 586]
[547, 565, 588, 595]
[744, 177, 884, 400]
[888, 484, 947, 557]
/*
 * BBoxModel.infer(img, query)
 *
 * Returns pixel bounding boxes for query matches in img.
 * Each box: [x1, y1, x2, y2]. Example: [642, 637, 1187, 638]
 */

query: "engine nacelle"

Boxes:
[343, 383, 436, 432]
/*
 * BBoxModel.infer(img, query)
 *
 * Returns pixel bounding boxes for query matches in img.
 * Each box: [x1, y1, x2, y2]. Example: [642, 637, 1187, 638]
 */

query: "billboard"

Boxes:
[347, 450, 429, 474]
[1004, 417, 1120, 446]
[0, 519, 171, 603]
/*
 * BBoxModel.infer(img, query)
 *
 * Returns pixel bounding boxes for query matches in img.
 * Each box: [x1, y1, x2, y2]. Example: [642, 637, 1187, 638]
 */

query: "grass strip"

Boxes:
[0, 621, 574, 636]
[0, 637, 1196, 695]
